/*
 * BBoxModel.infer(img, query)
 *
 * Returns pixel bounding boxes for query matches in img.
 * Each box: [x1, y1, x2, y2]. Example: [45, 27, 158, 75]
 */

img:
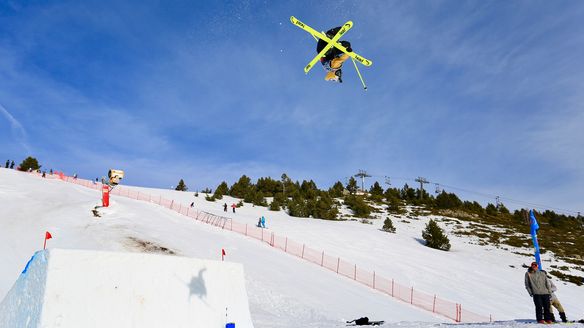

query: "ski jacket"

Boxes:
[525, 269, 552, 296]
[316, 27, 351, 64]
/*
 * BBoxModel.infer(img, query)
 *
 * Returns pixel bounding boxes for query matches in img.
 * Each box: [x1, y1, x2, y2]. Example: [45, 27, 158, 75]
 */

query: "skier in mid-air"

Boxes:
[317, 26, 352, 83]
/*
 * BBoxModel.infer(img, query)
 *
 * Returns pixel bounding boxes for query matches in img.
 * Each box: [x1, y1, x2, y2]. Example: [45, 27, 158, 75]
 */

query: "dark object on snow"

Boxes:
[346, 317, 384, 326]
[92, 206, 101, 218]
[579, 319, 584, 324]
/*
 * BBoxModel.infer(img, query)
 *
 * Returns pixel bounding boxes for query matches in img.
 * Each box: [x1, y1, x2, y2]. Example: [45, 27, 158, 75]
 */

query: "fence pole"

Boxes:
[458, 304, 462, 322]
[432, 295, 436, 313]
[336, 258, 340, 273]
[321, 251, 324, 267]
[270, 232, 274, 246]
[373, 271, 376, 289]
[285, 237, 288, 252]
[410, 287, 414, 304]
[170, 200, 174, 210]
[261, 228, 264, 242]
[391, 279, 394, 297]
[354, 264, 357, 280]
[245, 224, 248, 236]
[301, 244, 305, 258]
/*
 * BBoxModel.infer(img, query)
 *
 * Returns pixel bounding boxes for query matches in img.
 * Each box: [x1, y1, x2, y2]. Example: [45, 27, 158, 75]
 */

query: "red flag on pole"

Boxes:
[222, 248, 226, 261]
[44, 231, 52, 250]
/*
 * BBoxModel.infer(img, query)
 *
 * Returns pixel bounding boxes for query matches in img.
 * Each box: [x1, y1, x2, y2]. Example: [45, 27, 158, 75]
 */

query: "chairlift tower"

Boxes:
[354, 170, 371, 193]
[414, 177, 429, 199]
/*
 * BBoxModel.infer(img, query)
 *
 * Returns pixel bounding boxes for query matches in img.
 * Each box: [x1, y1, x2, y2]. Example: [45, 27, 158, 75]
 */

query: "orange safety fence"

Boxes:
[41, 172, 492, 323]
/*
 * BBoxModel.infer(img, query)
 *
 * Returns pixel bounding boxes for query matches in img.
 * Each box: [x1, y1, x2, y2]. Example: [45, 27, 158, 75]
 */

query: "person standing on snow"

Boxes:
[223, 203, 228, 212]
[525, 262, 553, 323]
[10, 160, 15, 169]
[231, 203, 236, 213]
[316, 26, 352, 83]
[549, 279, 568, 322]
[4, 159, 8, 168]
[261, 215, 266, 228]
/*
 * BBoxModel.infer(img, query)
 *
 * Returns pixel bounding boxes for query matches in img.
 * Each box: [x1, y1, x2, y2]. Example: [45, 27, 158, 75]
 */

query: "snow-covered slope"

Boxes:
[1, 168, 583, 327]
[0, 249, 254, 328]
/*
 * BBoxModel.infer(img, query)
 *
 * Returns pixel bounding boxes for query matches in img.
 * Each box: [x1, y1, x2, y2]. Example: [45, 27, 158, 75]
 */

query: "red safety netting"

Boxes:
[45, 172, 492, 323]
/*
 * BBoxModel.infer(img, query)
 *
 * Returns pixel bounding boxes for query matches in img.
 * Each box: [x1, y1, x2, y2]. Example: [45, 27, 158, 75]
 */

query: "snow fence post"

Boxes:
[245, 224, 248, 236]
[336, 258, 340, 273]
[353, 264, 357, 280]
[432, 295, 436, 313]
[373, 271, 376, 289]
[321, 251, 324, 267]
[285, 237, 288, 252]
[301, 244, 305, 258]
[170, 200, 174, 210]
[410, 287, 413, 304]
[391, 279, 394, 297]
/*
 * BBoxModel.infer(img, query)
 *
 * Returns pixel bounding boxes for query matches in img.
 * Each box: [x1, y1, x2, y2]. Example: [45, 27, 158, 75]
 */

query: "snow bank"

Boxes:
[0, 248, 253, 328]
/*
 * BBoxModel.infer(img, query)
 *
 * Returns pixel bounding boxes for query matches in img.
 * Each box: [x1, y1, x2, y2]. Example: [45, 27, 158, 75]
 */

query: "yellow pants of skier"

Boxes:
[324, 54, 350, 81]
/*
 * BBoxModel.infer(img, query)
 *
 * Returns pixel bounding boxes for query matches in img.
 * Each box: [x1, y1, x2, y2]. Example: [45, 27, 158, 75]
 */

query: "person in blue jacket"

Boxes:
[261, 216, 266, 228]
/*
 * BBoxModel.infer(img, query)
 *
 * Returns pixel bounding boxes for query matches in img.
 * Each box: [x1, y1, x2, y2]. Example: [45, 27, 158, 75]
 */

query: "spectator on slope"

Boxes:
[10, 160, 14, 169]
[190, 202, 194, 208]
[261, 215, 266, 228]
[223, 203, 228, 212]
[42, 171, 46, 178]
[548, 279, 568, 322]
[525, 262, 553, 323]
[4, 159, 8, 168]
[50, 169, 53, 175]
[257, 217, 262, 228]
[231, 203, 236, 213]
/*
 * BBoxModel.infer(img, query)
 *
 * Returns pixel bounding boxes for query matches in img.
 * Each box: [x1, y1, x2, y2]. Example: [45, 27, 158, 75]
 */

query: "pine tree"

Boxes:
[328, 181, 345, 198]
[18, 156, 41, 171]
[369, 181, 384, 202]
[422, 219, 451, 251]
[175, 179, 188, 191]
[346, 177, 358, 195]
[230, 175, 252, 198]
[382, 218, 396, 233]
[213, 181, 229, 200]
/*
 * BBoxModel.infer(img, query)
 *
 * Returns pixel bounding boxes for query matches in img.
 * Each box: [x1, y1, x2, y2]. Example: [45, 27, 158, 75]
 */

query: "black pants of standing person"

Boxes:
[533, 294, 552, 322]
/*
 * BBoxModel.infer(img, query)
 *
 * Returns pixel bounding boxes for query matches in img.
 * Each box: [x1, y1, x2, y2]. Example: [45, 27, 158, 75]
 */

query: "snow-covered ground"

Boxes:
[1, 168, 583, 327]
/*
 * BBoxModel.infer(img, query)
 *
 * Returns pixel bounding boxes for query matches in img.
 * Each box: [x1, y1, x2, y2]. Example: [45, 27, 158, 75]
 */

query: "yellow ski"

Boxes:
[290, 16, 372, 69]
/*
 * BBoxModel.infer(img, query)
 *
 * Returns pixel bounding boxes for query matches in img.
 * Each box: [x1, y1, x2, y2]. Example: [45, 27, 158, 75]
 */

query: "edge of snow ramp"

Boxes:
[0, 249, 254, 328]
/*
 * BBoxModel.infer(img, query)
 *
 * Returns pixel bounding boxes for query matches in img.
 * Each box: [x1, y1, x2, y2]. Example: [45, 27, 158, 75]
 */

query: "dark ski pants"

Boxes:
[533, 294, 552, 321]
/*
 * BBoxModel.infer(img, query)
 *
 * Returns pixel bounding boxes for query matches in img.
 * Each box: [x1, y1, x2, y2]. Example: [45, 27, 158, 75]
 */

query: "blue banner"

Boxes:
[529, 209, 542, 270]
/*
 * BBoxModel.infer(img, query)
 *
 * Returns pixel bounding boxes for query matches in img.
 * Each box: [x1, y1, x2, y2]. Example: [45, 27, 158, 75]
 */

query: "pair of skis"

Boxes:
[290, 16, 372, 76]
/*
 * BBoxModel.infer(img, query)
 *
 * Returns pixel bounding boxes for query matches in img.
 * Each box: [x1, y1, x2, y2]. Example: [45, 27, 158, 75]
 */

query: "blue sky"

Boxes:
[1, 1, 583, 214]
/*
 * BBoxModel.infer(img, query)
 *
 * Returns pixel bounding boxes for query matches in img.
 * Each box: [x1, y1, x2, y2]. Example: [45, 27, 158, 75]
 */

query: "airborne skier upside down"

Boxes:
[317, 26, 352, 83]
[290, 16, 372, 89]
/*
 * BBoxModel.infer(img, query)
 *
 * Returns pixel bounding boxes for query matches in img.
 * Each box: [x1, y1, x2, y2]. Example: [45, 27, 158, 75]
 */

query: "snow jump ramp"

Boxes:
[0, 249, 254, 328]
